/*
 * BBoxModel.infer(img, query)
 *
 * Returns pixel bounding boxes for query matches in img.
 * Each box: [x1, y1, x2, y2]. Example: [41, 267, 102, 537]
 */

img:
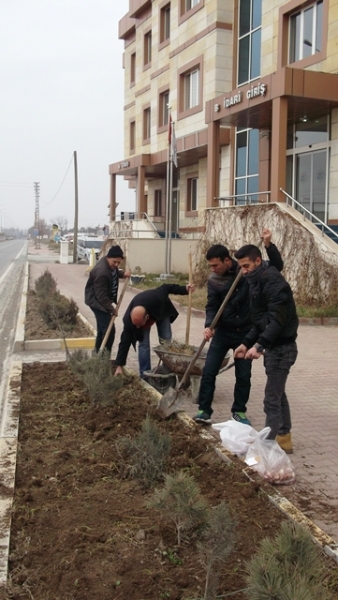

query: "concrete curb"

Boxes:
[0, 361, 22, 585]
[13, 261, 96, 353]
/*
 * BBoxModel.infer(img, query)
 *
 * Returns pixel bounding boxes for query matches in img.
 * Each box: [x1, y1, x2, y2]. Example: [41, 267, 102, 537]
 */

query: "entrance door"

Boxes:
[295, 150, 327, 223]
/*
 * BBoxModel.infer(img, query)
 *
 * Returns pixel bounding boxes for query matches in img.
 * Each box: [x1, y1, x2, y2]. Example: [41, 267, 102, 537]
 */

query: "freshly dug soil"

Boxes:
[25, 290, 93, 340]
[4, 362, 338, 600]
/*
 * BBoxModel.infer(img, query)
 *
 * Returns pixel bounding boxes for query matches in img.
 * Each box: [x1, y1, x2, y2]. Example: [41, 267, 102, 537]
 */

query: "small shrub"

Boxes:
[38, 293, 78, 331]
[119, 416, 171, 488]
[34, 269, 57, 298]
[245, 521, 335, 600]
[68, 349, 123, 404]
[197, 502, 236, 600]
[148, 470, 208, 546]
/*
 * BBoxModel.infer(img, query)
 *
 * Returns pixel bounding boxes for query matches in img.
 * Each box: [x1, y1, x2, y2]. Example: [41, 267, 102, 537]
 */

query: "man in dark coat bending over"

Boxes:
[114, 283, 195, 378]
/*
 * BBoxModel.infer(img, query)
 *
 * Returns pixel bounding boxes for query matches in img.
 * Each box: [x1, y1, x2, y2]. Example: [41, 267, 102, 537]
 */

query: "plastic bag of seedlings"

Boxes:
[245, 429, 295, 485]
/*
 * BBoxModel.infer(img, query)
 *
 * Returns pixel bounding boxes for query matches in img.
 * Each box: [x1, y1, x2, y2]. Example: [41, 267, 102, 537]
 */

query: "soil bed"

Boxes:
[25, 290, 92, 340]
[4, 362, 338, 600]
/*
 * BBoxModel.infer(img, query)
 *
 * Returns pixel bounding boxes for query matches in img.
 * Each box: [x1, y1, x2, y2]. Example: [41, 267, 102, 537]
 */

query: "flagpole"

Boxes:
[165, 140, 170, 275]
[168, 120, 174, 274]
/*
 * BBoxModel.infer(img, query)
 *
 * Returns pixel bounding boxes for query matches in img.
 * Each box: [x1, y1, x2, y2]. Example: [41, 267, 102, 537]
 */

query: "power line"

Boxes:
[41, 154, 74, 208]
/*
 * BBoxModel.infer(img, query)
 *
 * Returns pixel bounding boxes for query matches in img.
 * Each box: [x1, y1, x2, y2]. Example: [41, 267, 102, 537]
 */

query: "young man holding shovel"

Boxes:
[114, 283, 195, 379]
[85, 245, 130, 353]
[233, 243, 298, 454]
[193, 229, 283, 426]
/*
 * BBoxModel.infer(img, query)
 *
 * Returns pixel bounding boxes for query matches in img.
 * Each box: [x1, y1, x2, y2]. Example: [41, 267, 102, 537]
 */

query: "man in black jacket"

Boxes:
[85, 245, 130, 353]
[234, 244, 298, 454]
[193, 229, 283, 426]
[114, 283, 194, 378]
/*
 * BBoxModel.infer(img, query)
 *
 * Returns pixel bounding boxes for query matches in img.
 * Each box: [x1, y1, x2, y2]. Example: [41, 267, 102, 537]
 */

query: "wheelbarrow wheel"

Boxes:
[146, 365, 177, 394]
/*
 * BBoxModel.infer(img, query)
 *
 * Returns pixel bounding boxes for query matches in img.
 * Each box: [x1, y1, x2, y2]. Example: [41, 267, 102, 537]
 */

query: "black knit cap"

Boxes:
[107, 245, 124, 258]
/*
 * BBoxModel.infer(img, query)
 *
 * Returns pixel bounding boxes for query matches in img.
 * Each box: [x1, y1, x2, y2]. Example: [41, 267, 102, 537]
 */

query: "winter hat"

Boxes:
[107, 245, 124, 259]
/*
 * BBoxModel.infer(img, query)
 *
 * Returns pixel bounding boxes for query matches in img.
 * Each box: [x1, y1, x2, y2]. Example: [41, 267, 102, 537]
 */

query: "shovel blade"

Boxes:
[157, 385, 186, 418]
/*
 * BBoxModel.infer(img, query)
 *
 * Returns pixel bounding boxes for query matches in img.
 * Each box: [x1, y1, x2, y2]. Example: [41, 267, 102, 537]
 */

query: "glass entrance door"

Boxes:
[295, 149, 327, 222]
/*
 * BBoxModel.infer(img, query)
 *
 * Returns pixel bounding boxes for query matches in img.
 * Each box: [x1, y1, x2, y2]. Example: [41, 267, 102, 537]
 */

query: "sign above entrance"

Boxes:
[214, 83, 267, 112]
[118, 160, 130, 169]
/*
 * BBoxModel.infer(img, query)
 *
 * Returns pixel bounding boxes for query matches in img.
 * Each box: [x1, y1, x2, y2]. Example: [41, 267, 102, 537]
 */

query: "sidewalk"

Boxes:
[27, 244, 338, 541]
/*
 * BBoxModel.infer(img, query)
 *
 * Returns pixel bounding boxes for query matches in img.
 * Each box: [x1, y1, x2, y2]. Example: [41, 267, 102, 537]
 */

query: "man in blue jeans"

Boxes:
[193, 229, 283, 426]
[234, 243, 298, 454]
[114, 283, 195, 378]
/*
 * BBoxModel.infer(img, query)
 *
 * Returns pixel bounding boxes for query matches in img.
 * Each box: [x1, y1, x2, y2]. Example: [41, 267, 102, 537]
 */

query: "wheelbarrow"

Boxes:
[144, 345, 233, 401]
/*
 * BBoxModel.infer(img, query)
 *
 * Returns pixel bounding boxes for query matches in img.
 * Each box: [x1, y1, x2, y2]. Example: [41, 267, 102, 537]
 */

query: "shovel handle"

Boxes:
[98, 276, 130, 355]
[185, 252, 193, 346]
[176, 269, 243, 391]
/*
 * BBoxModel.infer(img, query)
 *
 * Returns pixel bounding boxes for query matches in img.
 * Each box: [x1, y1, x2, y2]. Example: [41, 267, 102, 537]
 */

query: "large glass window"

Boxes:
[235, 128, 259, 203]
[187, 177, 198, 211]
[289, 0, 323, 63]
[238, 0, 262, 85]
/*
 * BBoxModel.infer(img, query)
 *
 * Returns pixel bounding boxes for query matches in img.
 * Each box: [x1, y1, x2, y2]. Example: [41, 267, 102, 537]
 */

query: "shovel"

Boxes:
[158, 269, 243, 417]
[98, 276, 129, 355]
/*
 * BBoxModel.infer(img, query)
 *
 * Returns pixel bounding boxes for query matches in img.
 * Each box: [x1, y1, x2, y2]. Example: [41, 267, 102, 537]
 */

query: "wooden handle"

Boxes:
[185, 253, 193, 345]
[98, 276, 130, 354]
[177, 269, 243, 391]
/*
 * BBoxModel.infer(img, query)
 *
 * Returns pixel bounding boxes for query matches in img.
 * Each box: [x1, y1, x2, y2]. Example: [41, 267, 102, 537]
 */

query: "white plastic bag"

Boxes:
[245, 429, 295, 485]
[212, 421, 269, 455]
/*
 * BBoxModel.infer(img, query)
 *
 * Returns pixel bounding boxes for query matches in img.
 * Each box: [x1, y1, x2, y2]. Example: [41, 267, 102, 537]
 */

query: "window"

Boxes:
[179, 0, 203, 22]
[154, 190, 162, 216]
[289, 0, 323, 63]
[234, 128, 259, 204]
[130, 120, 136, 153]
[143, 107, 151, 142]
[238, 0, 262, 85]
[187, 177, 198, 212]
[159, 90, 169, 128]
[178, 57, 203, 118]
[144, 31, 152, 67]
[130, 52, 136, 86]
[185, 69, 199, 109]
[160, 3, 170, 44]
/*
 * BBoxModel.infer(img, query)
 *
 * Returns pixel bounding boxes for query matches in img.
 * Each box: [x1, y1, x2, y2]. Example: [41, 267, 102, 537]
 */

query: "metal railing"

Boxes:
[215, 191, 271, 207]
[279, 188, 338, 242]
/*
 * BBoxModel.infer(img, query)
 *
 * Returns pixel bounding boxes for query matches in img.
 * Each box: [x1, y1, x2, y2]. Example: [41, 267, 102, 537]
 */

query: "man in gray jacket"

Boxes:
[85, 245, 130, 353]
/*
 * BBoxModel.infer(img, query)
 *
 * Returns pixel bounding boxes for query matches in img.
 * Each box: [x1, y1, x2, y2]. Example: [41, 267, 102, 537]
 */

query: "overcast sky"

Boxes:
[0, 0, 135, 232]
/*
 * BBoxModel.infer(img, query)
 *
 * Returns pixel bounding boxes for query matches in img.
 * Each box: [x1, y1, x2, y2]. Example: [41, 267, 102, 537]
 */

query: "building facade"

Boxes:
[109, 0, 338, 236]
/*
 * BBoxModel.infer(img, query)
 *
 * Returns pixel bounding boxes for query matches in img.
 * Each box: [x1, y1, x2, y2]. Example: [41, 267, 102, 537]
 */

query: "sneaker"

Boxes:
[232, 412, 251, 425]
[193, 411, 212, 425]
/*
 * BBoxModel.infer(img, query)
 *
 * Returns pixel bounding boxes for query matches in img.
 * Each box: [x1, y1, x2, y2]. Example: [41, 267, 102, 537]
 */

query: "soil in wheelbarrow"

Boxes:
[4, 362, 338, 600]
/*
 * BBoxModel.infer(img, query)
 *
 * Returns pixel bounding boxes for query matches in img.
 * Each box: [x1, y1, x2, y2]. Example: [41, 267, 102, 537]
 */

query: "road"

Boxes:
[0, 239, 26, 420]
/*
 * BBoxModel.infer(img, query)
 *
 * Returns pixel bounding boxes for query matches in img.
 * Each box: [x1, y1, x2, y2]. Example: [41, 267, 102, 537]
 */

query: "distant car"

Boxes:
[77, 237, 105, 263]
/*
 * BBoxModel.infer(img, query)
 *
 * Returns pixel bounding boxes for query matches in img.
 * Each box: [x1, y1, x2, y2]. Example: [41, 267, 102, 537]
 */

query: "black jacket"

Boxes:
[115, 284, 188, 367]
[205, 244, 283, 332]
[242, 265, 298, 350]
[84, 257, 124, 314]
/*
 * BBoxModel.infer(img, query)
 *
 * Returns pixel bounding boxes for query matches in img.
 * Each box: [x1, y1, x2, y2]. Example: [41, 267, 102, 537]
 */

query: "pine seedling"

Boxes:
[197, 502, 236, 600]
[68, 350, 123, 404]
[147, 470, 208, 546]
[245, 521, 335, 600]
[119, 416, 171, 488]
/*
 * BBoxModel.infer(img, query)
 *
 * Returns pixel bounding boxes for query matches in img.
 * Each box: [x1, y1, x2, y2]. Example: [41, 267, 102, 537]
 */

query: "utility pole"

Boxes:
[34, 182, 40, 248]
[72, 151, 79, 263]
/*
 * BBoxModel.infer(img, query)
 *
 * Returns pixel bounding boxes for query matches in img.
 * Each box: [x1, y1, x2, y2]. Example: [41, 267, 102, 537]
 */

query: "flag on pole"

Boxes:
[168, 113, 172, 144]
[171, 121, 178, 168]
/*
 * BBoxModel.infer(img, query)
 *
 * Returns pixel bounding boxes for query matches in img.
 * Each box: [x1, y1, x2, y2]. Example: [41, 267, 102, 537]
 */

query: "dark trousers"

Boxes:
[91, 308, 115, 353]
[263, 342, 298, 439]
[198, 328, 252, 417]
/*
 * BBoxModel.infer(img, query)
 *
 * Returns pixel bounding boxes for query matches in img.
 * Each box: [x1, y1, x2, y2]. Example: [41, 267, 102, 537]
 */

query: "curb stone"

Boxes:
[13, 261, 96, 353]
